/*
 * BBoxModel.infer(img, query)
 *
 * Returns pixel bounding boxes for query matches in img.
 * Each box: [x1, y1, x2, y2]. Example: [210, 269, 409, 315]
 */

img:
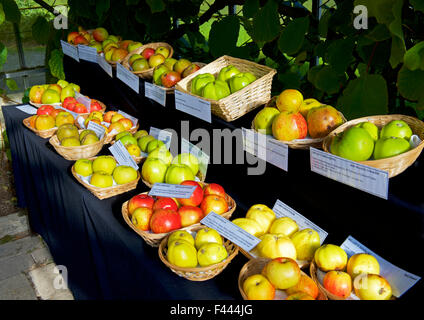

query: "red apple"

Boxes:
[323, 271, 352, 299]
[118, 118, 133, 130]
[103, 111, 117, 123]
[150, 209, 181, 234]
[153, 197, 179, 212]
[50, 109, 61, 119]
[200, 195, 228, 216]
[131, 207, 153, 231]
[73, 35, 89, 45]
[128, 194, 155, 215]
[37, 105, 55, 116]
[74, 103, 88, 113]
[67, 31, 79, 44]
[142, 48, 155, 60]
[203, 183, 226, 198]
[63, 96, 77, 111]
[272, 111, 307, 141]
[178, 180, 204, 207]
[178, 206, 204, 227]
[90, 100, 102, 112]
[160, 71, 181, 88]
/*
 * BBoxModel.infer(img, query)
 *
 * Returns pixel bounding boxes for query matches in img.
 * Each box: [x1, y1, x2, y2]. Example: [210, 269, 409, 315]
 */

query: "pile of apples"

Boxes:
[55, 124, 100, 147]
[232, 204, 320, 262]
[330, 120, 414, 161]
[29, 80, 80, 105]
[190, 65, 256, 100]
[80, 111, 135, 135]
[128, 181, 229, 233]
[62, 97, 103, 114]
[152, 58, 202, 88]
[313, 244, 392, 300]
[28, 107, 74, 131]
[74, 155, 138, 187]
[253, 89, 344, 141]
[127, 45, 171, 72]
[165, 228, 228, 268]
[113, 129, 149, 158]
[243, 257, 320, 300]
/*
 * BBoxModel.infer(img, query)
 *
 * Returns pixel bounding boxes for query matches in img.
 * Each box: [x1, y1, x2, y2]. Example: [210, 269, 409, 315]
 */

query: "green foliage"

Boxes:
[5, 78, 17, 90]
[0, 3, 5, 25]
[278, 17, 309, 56]
[32, 16, 50, 45]
[48, 49, 65, 80]
[0, 0, 21, 24]
[209, 15, 239, 58]
[251, 0, 280, 44]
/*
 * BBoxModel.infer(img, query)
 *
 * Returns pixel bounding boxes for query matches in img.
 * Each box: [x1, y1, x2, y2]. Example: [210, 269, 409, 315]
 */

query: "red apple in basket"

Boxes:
[63, 96, 77, 111]
[160, 71, 181, 88]
[200, 195, 228, 216]
[323, 271, 352, 299]
[37, 105, 55, 116]
[142, 48, 155, 60]
[103, 111, 117, 123]
[178, 180, 204, 207]
[128, 194, 155, 215]
[153, 197, 178, 212]
[272, 111, 307, 141]
[90, 100, 102, 112]
[150, 209, 181, 234]
[118, 118, 133, 130]
[74, 103, 88, 113]
[203, 183, 226, 198]
[178, 206, 204, 227]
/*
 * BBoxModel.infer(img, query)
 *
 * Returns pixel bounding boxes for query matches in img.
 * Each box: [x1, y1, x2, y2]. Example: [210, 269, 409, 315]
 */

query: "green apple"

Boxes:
[132, 58, 150, 71]
[112, 165, 138, 184]
[90, 172, 113, 188]
[127, 41, 143, 52]
[171, 153, 199, 176]
[81, 133, 99, 145]
[129, 54, 143, 66]
[337, 127, 375, 161]
[191, 73, 215, 96]
[217, 65, 240, 82]
[107, 35, 120, 43]
[355, 122, 379, 141]
[197, 243, 228, 267]
[164, 58, 177, 70]
[70, 83, 80, 93]
[201, 80, 231, 100]
[115, 131, 132, 141]
[92, 156, 117, 175]
[56, 80, 69, 88]
[61, 137, 80, 146]
[153, 64, 170, 85]
[60, 85, 76, 102]
[147, 146, 173, 165]
[373, 137, 410, 160]
[79, 129, 95, 142]
[146, 139, 165, 154]
[74, 159, 93, 177]
[141, 157, 168, 184]
[253, 107, 280, 135]
[41, 89, 61, 104]
[138, 135, 156, 152]
[380, 120, 413, 141]
[102, 39, 114, 48]
[119, 135, 138, 147]
[228, 72, 256, 93]
[330, 134, 343, 156]
[165, 163, 195, 185]
[134, 130, 148, 140]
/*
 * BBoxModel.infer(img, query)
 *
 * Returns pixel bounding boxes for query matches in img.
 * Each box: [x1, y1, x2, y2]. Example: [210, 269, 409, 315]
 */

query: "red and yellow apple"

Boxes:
[128, 194, 155, 215]
[178, 180, 204, 207]
[272, 111, 307, 141]
[323, 271, 352, 299]
[178, 205, 204, 227]
[200, 195, 228, 216]
[131, 207, 153, 231]
[150, 209, 182, 234]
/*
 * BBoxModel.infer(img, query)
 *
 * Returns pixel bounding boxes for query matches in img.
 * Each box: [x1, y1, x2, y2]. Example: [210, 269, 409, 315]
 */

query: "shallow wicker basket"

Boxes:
[158, 225, 239, 281]
[322, 114, 424, 178]
[175, 55, 277, 122]
[122, 42, 174, 79]
[239, 258, 328, 300]
[250, 112, 347, 150]
[22, 116, 58, 139]
[49, 129, 106, 160]
[29, 101, 62, 109]
[121, 190, 236, 247]
[71, 157, 140, 200]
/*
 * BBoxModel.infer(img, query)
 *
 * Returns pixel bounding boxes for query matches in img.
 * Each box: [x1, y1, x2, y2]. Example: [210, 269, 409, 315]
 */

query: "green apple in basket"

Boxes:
[74, 159, 93, 177]
[334, 127, 374, 161]
[228, 72, 257, 93]
[92, 156, 117, 175]
[153, 64, 170, 86]
[119, 135, 138, 147]
[90, 172, 113, 188]
[355, 122, 379, 141]
[380, 120, 413, 141]
[138, 135, 156, 152]
[146, 139, 165, 154]
[171, 153, 199, 176]
[147, 146, 173, 165]
[201, 80, 231, 101]
[373, 137, 410, 160]
[112, 165, 138, 184]
[254, 107, 280, 135]
[165, 163, 195, 185]
[191, 73, 215, 96]
[141, 157, 168, 184]
[217, 65, 240, 82]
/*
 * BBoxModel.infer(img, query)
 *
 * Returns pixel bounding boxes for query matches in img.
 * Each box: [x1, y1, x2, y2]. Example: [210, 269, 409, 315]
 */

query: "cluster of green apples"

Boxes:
[56, 124, 99, 147]
[113, 129, 150, 158]
[331, 120, 414, 161]
[29, 80, 80, 105]
[191, 65, 256, 101]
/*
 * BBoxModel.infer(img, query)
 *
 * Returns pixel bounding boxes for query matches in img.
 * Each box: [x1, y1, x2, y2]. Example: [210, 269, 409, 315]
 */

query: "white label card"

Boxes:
[74, 91, 92, 111]
[149, 127, 172, 149]
[148, 183, 196, 199]
[101, 121, 110, 128]
[242, 128, 288, 172]
[310, 147, 389, 199]
[97, 55, 113, 77]
[108, 140, 139, 170]
[181, 138, 209, 178]
[175, 90, 211, 123]
[116, 63, 139, 93]
[272, 199, 328, 244]
[56, 105, 79, 119]
[60, 40, 79, 62]
[200, 212, 261, 252]
[16, 105, 37, 115]
[77, 45, 97, 63]
[340, 236, 421, 298]
[117, 110, 138, 127]
[145, 82, 166, 106]
[87, 121, 106, 140]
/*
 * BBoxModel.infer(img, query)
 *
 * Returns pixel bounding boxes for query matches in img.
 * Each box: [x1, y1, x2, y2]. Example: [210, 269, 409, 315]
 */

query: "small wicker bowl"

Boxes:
[122, 42, 174, 79]
[29, 101, 62, 109]
[49, 129, 106, 160]
[158, 225, 239, 281]
[238, 258, 328, 300]
[22, 116, 58, 139]
[71, 157, 140, 200]
[322, 114, 424, 178]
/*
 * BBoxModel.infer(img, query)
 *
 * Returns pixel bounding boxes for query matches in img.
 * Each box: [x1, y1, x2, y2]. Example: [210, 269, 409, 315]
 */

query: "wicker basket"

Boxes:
[49, 129, 106, 160]
[122, 42, 174, 79]
[29, 101, 62, 109]
[158, 225, 239, 281]
[71, 157, 140, 200]
[322, 114, 424, 178]
[250, 112, 347, 150]
[175, 55, 277, 122]
[22, 116, 58, 139]
[238, 258, 328, 300]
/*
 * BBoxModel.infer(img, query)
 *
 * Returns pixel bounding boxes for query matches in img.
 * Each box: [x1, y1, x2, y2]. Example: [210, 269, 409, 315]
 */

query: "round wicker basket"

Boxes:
[22, 116, 58, 139]
[322, 114, 424, 178]
[238, 258, 328, 300]
[122, 42, 174, 79]
[158, 225, 239, 281]
[49, 129, 106, 160]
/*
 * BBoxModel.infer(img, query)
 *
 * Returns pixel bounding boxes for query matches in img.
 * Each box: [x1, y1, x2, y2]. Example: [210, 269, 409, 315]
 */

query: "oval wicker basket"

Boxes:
[71, 157, 140, 200]
[22, 116, 58, 139]
[238, 258, 328, 300]
[49, 129, 106, 160]
[121, 190, 236, 247]
[29, 101, 62, 109]
[158, 225, 239, 281]
[322, 114, 424, 178]
[175, 55, 277, 122]
[122, 42, 174, 79]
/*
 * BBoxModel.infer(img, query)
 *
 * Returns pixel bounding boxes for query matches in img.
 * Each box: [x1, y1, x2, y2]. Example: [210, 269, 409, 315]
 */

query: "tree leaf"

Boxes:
[278, 16, 310, 56]
[48, 49, 65, 80]
[0, 4, 5, 25]
[403, 41, 424, 71]
[251, 0, 280, 43]
[96, 0, 110, 18]
[243, 0, 260, 18]
[397, 65, 424, 101]
[326, 38, 355, 74]
[147, 0, 165, 13]
[388, 0, 405, 68]
[208, 15, 240, 58]
[365, 24, 391, 42]
[314, 65, 342, 95]
[337, 74, 388, 119]
[0, 42, 7, 70]
[319, 9, 331, 38]
[5, 79, 18, 91]
[410, 0, 424, 12]
[32, 16, 50, 45]
[1, 0, 20, 24]
[278, 71, 301, 90]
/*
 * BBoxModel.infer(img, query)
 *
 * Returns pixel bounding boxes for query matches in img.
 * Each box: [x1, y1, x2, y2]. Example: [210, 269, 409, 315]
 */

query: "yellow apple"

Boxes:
[167, 240, 198, 268]
[290, 228, 320, 261]
[232, 218, 263, 237]
[245, 204, 276, 234]
[347, 253, 380, 279]
[194, 228, 223, 250]
[243, 274, 275, 300]
[354, 274, 392, 300]
[269, 217, 299, 237]
[314, 244, 348, 272]
[256, 233, 297, 260]
[263, 257, 301, 290]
